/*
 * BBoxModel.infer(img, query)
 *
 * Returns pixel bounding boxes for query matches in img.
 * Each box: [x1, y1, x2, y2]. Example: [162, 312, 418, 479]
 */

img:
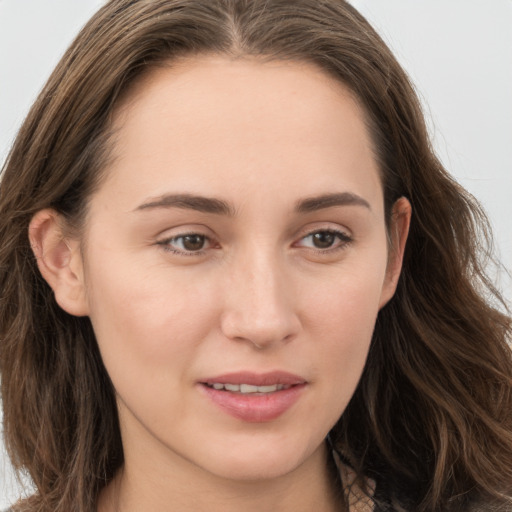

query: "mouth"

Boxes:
[198, 371, 307, 422]
[202, 382, 293, 394]
[200, 371, 306, 393]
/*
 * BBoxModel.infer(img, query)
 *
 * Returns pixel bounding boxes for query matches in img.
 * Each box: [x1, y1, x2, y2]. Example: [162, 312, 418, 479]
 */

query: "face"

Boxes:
[42, 57, 409, 483]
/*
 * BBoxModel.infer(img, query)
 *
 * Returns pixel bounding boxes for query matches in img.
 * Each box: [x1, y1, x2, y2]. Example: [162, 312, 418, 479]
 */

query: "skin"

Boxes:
[30, 56, 410, 511]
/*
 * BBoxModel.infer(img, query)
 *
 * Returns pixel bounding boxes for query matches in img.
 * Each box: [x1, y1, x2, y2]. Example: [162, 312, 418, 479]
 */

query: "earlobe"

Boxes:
[379, 197, 412, 308]
[29, 209, 89, 316]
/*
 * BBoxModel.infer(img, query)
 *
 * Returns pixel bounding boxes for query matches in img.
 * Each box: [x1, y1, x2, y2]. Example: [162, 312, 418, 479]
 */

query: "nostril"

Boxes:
[221, 320, 299, 350]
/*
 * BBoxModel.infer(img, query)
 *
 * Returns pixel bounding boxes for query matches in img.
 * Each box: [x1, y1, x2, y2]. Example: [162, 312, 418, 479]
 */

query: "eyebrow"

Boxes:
[135, 193, 235, 216]
[135, 191, 371, 216]
[295, 192, 371, 213]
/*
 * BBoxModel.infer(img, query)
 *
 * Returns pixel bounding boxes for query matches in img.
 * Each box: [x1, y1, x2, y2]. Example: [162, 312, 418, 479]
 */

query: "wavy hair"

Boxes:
[1, 1, 511, 510]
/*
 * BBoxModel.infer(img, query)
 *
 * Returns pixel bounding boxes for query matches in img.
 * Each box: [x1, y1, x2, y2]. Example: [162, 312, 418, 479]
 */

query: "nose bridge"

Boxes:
[221, 243, 299, 347]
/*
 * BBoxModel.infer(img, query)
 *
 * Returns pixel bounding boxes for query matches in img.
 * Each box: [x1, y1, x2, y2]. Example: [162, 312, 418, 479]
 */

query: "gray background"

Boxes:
[1, 0, 511, 505]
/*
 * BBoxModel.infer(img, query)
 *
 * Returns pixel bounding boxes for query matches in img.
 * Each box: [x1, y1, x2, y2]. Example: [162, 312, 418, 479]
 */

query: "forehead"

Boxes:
[113, 55, 370, 142]
[99, 55, 382, 211]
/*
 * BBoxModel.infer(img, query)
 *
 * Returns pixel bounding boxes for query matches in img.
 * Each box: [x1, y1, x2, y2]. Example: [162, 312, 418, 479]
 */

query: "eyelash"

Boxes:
[157, 229, 353, 257]
[295, 229, 353, 254]
[157, 233, 214, 256]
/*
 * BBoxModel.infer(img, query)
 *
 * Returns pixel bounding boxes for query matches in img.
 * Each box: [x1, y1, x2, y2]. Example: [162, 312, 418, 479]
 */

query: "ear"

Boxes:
[28, 209, 89, 316]
[379, 197, 412, 309]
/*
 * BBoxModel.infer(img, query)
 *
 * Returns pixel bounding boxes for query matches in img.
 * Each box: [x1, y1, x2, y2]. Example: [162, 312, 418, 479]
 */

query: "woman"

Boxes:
[0, 1, 511, 511]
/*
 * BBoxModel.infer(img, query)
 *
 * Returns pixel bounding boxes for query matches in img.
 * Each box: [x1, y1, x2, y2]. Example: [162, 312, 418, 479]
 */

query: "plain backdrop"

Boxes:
[1, 0, 511, 506]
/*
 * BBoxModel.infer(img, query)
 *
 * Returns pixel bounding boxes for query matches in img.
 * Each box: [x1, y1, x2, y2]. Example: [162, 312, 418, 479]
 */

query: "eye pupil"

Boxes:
[182, 235, 205, 251]
[313, 232, 335, 248]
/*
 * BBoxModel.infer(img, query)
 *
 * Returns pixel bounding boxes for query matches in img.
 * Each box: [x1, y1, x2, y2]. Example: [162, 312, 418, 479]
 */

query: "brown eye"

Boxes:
[181, 234, 206, 251]
[311, 231, 336, 249]
[297, 229, 352, 251]
[161, 233, 211, 254]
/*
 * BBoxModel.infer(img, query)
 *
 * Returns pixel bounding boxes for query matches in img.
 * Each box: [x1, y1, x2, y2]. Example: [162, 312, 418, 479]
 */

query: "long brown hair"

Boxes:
[1, 1, 511, 510]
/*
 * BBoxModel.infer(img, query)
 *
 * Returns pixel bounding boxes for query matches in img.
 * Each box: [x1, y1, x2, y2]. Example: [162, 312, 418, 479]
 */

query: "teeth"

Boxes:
[240, 384, 259, 393]
[255, 385, 279, 393]
[207, 383, 290, 393]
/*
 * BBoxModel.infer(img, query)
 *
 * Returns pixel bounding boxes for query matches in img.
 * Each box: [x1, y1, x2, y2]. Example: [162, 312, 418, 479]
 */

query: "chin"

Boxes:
[209, 458, 303, 482]
[193, 433, 323, 482]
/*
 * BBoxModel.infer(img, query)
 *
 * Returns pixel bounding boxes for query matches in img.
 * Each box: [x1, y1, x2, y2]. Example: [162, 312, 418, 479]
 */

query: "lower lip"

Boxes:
[199, 384, 306, 422]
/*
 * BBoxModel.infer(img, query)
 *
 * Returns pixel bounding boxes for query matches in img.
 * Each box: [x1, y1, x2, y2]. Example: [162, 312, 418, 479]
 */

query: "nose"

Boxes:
[220, 249, 301, 349]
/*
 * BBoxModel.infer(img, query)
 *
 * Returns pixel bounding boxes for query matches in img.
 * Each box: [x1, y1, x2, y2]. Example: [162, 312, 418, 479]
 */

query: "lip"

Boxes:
[202, 371, 306, 387]
[198, 371, 307, 423]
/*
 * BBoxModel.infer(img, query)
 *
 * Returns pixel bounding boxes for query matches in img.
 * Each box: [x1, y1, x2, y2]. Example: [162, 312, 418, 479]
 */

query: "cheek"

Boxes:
[303, 257, 387, 341]
[301, 258, 387, 406]
[83, 255, 220, 386]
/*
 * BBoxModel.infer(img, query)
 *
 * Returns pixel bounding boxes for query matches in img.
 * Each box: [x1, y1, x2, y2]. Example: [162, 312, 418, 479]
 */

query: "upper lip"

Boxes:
[200, 371, 307, 387]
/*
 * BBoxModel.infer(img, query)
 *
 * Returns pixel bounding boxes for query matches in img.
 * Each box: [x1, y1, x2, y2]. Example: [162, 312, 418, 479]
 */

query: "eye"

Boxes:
[158, 233, 213, 255]
[297, 229, 352, 251]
